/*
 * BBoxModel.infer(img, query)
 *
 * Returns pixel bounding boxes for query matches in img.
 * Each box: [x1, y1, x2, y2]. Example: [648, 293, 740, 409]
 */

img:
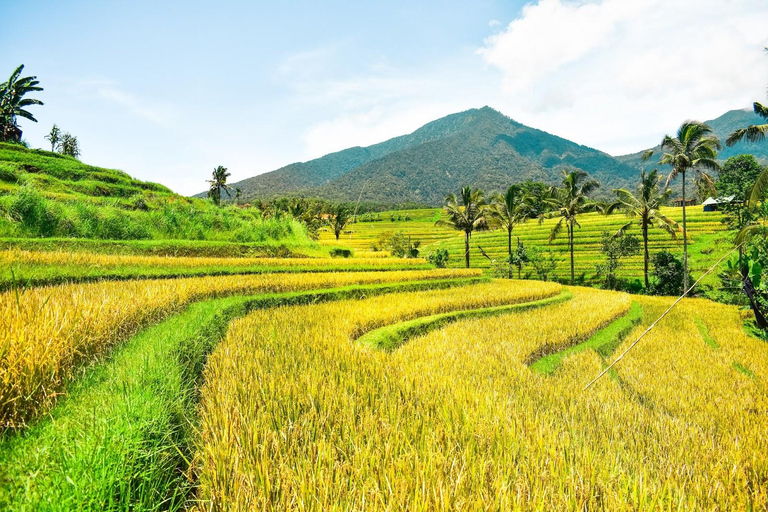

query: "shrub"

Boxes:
[650, 251, 691, 296]
[427, 249, 450, 268]
[329, 248, 353, 258]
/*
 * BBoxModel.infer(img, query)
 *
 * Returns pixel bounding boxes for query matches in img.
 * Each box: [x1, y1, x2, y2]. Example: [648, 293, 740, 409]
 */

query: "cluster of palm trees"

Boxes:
[439, 119, 729, 290]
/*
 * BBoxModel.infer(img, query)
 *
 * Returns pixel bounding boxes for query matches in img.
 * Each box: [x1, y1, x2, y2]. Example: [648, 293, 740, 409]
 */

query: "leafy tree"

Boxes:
[58, 132, 80, 158]
[44, 124, 61, 152]
[437, 186, 488, 268]
[427, 248, 450, 268]
[651, 121, 721, 292]
[510, 237, 528, 279]
[490, 184, 526, 276]
[528, 247, 558, 282]
[330, 204, 351, 240]
[0, 65, 44, 143]
[650, 250, 691, 296]
[610, 169, 679, 289]
[596, 231, 640, 290]
[548, 170, 600, 284]
[207, 165, 232, 206]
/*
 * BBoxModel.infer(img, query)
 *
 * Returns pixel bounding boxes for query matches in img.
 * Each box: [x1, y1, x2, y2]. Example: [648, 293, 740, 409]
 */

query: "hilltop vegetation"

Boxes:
[0, 143, 313, 247]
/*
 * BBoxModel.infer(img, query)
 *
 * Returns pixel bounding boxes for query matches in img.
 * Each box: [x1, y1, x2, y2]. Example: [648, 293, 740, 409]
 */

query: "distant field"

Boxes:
[320, 206, 731, 283]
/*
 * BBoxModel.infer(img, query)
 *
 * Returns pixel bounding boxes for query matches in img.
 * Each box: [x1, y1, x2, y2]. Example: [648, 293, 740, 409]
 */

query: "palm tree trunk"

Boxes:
[508, 227, 513, 279]
[465, 232, 470, 268]
[643, 217, 649, 290]
[569, 222, 575, 285]
[681, 172, 689, 293]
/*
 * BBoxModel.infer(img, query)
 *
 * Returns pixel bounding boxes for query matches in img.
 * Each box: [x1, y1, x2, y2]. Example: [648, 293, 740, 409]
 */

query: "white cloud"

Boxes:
[478, 0, 768, 154]
[95, 86, 173, 126]
[488, 19, 501, 27]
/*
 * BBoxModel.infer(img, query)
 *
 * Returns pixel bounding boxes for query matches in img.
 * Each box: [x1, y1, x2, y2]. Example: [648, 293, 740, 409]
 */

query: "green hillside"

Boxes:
[227, 107, 640, 206]
[0, 143, 314, 248]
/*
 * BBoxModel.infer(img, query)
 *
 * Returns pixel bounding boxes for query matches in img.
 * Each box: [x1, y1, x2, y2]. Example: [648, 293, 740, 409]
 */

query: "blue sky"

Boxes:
[3, 0, 767, 195]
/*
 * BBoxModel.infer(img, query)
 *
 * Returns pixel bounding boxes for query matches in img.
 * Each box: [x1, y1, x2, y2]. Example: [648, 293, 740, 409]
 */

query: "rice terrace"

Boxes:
[2, 2, 768, 510]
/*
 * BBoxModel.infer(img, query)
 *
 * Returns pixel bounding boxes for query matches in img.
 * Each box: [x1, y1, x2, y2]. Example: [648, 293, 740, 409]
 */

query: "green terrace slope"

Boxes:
[0, 143, 315, 248]
[319, 206, 731, 285]
[0, 142, 172, 199]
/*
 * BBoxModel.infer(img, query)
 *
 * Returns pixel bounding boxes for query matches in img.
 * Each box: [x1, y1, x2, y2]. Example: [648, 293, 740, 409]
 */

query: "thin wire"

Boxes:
[583, 242, 745, 391]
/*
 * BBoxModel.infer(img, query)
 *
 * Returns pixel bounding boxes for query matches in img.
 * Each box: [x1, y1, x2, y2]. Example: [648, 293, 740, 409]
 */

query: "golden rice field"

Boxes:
[193, 284, 768, 510]
[0, 249, 417, 269]
[0, 268, 475, 428]
[2, 244, 767, 510]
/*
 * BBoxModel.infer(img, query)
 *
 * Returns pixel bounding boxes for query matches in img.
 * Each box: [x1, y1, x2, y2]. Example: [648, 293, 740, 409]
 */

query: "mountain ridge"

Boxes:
[214, 106, 767, 206]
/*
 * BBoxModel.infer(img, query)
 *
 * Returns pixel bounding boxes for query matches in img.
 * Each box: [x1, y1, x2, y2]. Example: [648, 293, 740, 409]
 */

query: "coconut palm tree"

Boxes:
[490, 184, 526, 276]
[726, 47, 768, 148]
[330, 204, 351, 240]
[726, 48, 768, 205]
[437, 186, 488, 268]
[610, 169, 680, 290]
[0, 65, 44, 143]
[652, 121, 720, 292]
[44, 124, 61, 152]
[207, 165, 233, 205]
[549, 170, 600, 285]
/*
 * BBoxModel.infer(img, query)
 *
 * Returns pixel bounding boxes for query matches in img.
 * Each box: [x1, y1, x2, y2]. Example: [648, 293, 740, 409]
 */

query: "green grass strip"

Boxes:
[732, 361, 755, 379]
[530, 301, 643, 375]
[357, 289, 572, 351]
[0, 276, 484, 511]
[694, 317, 719, 349]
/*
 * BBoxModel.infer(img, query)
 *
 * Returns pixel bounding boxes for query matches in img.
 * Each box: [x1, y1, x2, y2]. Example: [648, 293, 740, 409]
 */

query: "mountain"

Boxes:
[223, 107, 640, 206]
[616, 109, 768, 170]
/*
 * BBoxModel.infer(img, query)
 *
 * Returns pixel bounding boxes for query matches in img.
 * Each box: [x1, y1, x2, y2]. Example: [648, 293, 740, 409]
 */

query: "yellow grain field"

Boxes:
[0, 249, 424, 269]
[0, 268, 477, 428]
[194, 286, 768, 510]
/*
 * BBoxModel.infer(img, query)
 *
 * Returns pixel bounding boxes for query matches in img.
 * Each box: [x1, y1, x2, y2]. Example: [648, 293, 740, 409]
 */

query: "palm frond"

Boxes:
[612, 221, 632, 238]
[735, 223, 768, 245]
[748, 166, 768, 205]
[549, 218, 564, 242]
[727, 124, 768, 146]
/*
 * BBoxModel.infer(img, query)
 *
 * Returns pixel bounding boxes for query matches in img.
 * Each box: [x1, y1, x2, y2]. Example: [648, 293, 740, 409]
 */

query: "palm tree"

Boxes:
[0, 65, 44, 143]
[207, 165, 233, 205]
[44, 124, 61, 152]
[437, 186, 488, 268]
[490, 185, 526, 276]
[726, 47, 768, 147]
[549, 170, 600, 285]
[653, 121, 721, 292]
[727, 49, 768, 205]
[330, 204, 351, 240]
[610, 170, 679, 289]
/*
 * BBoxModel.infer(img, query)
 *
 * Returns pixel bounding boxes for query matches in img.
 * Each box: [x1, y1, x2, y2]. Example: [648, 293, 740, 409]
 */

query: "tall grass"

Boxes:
[0, 184, 310, 243]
